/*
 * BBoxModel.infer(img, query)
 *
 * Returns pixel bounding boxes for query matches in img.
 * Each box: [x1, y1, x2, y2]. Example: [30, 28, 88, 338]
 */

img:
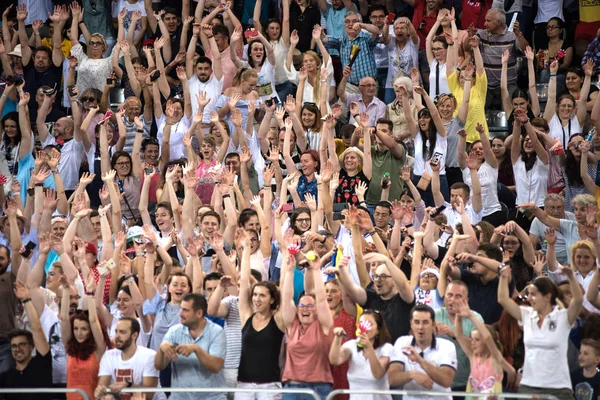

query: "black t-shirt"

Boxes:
[0, 351, 53, 400]
[23, 62, 63, 117]
[363, 289, 415, 342]
[557, 85, 599, 103]
[571, 368, 600, 400]
[289, 3, 322, 53]
[460, 268, 515, 324]
[335, 169, 369, 205]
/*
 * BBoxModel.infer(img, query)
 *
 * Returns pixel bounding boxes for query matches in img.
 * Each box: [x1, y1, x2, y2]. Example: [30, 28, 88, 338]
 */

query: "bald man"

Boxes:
[338, 69, 387, 126]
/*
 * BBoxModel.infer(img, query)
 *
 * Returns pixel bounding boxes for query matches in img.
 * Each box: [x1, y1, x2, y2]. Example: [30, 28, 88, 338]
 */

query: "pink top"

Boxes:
[195, 159, 217, 204]
[207, 45, 243, 91]
[282, 318, 334, 384]
[467, 356, 503, 395]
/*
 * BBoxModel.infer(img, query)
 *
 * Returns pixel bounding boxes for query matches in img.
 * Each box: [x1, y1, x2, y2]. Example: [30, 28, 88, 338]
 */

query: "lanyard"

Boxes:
[561, 118, 571, 146]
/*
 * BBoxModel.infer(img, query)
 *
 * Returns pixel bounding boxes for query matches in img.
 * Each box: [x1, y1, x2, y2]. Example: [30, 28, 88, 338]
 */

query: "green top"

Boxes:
[366, 146, 406, 205]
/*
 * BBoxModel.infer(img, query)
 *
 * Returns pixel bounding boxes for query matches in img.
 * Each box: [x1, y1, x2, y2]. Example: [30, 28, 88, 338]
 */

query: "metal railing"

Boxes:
[325, 389, 560, 400]
[0, 388, 91, 400]
[121, 387, 321, 400]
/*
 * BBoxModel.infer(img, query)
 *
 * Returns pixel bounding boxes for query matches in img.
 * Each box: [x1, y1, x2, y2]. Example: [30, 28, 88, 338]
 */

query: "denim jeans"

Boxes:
[384, 88, 396, 105]
[276, 81, 297, 104]
[412, 173, 449, 207]
[282, 382, 333, 400]
[0, 343, 11, 374]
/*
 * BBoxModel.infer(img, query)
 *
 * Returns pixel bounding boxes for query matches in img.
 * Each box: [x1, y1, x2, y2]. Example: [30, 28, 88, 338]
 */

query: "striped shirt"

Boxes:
[221, 296, 242, 369]
[477, 28, 519, 88]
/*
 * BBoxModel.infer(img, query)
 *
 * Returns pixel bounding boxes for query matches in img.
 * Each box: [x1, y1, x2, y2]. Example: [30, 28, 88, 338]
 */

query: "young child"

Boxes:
[571, 339, 600, 400]
[454, 299, 516, 398]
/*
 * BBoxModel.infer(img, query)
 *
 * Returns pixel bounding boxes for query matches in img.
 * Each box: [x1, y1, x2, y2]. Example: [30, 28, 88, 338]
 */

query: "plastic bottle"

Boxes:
[381, 172, 390, 189]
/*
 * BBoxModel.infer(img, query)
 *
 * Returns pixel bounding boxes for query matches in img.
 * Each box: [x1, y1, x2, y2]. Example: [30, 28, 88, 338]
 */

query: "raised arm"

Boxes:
[497, 267, 521, 321]
[543, 61, 559, 122]
[578, 60, 594, 126]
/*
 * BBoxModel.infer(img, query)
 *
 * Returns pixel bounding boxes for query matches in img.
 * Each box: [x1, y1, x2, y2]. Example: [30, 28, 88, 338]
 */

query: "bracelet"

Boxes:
[136, 129, 144, 133]
[26, 188, 34, 196]
[405, 224, 413, 228]
[85, 291, 95, 296]
[352, 113, 359, 119]
[34, 32, 40, 35]
[207, 35, 214, 39]
[34, 182, 43, 187]
[320, 79, 327, 83]
[222, 194, 231, 198]
[368, 230, 376, 236]
[22, 298, 32, 304]
[497, 263, 506, 274]
[550, 74, 557, 77]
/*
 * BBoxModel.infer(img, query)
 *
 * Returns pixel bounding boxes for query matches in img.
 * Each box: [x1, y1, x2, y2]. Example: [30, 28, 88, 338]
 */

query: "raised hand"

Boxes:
[290, 30, 299, 46]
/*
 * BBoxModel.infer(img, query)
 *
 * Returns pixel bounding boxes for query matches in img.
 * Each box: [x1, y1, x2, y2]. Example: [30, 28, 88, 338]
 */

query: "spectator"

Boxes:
[381, 18, 419, 104]
[477, 9, 528, 110]
[155, 293, 226, 400]
[94, 317, 159, 400]
[388, 305, 457, 400]
[288, 0, 321, 53]
[369, 5, 393, 100]
[570, 339, 600, 399]
[535, 18, 573, 84]
[324, 11, 380, 92]
[338, 67, 386, 127]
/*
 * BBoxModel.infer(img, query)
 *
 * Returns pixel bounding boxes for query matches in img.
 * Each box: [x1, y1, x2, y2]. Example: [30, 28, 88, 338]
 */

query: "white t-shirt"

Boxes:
[519, 306, 572, 389]
[374, 26, 394, 70]
[242, 60, 279, 103]
[413, 132, 447, 176]
[548, 114, 581, 148]
[390, 335, 457, 400]
[156, 114, 192, 161]
[534, 0, 564, 23]
[386, 39, 419, 88]
[461, 163, 501, 217]
[40, 305, 66, 385]
[442, 200, 483, 229]
[99, 346, 160, 397]
[111, 0, 146, 39]
[189, 74, 224, 124]
[284, 58, 334, 105]
[343, 340, 394, 400]
[109, 316, 152, 348]
[428, 60, 450, 98]
[41, 135, 85, 191]
[513, 157, 549, 207]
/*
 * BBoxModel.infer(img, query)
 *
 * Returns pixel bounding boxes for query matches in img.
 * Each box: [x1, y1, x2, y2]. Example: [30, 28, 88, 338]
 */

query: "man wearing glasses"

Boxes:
[336, 252, 415, 342]
[338, 66, 387, 126]
[323, 11, 380, 93]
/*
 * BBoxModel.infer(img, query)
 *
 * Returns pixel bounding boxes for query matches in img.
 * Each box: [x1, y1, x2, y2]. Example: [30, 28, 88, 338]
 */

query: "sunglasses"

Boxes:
[81, 97, 97, 102]
[89, 41, 104, 47]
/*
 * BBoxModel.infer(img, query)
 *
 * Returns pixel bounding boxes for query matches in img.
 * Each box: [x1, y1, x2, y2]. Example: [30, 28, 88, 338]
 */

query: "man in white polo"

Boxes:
[389, 304, 457, 400]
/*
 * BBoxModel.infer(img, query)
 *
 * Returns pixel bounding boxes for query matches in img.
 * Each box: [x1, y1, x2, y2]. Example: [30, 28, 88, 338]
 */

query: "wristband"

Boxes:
[550, 74, 557, 77]
[34, 182, 43, 187]
[368, 230, 376, 236]
[222, 194, 231, 198]
[27, 188, 34, 196]
[207, 35, 214, 39]
[320, 79, 327, 83]
[136, 129, 144, 133]
[85, 291, 95, 296]
[404, 224, 413, 228]
[352, 113, 359, 119]
[22, 298, 32, 304]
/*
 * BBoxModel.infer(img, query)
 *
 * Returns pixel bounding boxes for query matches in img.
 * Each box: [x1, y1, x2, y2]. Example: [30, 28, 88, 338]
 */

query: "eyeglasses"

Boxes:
[89, 41, 104, 47]
[372, 274, 392, 281]
[10, 342, 29, 350]
[81, 97, 97, 102]
[115, 161, 131, 167]
[298, 303, 315, 309]
[344, 19, 359, 25]
[250, 237, 258, 242]
[296, 218, 311, 223]
[421, 273, 437, 279]
[546, 25, 560, 30]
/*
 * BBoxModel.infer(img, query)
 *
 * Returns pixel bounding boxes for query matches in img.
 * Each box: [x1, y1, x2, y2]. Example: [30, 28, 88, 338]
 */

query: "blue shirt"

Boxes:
[326, 31, 379, 84]
[163, 321, 227, 400]
[297, 174, 318, 203]
[17, 152, 55, 200]
[323, 4, 357, 56]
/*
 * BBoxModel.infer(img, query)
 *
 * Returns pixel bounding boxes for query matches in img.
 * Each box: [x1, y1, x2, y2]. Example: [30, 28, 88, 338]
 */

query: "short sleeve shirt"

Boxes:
[363, 290, 415, 342]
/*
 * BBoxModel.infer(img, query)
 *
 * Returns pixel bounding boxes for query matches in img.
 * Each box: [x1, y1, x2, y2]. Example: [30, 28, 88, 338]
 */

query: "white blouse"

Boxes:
[413, 132, 447, 176]
[462, 162, 501, 217]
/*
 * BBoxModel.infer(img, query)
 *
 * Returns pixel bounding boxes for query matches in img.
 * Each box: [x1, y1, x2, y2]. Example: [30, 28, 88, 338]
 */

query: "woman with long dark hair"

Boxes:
[498, 267, 583, 400]
[561, 134, 597, 210]
[491, 136, 515, 192]
[230, 26, 279, 103]
[510, 109, 549, 230]
[236, 229, 285, 399]
[330, 309, 394, 400]
[405, 86, 448, 206]
[60, 277, 111, 400]
[491, 221, 536, 292]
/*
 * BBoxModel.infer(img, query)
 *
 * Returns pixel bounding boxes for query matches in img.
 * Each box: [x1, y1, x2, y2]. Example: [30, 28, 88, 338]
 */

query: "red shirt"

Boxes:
[461, 0, 492, 30]
[412, 0, 441, 50]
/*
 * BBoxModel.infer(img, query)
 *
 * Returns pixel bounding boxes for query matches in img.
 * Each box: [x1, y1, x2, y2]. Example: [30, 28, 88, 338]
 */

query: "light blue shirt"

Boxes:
[323, 4, 357, 56]
[163, 320, 227, 400]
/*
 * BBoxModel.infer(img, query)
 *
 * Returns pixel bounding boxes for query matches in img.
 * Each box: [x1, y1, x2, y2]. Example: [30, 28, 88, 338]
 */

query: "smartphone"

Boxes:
[280, 203, 293, 212]
[430, 152, 443, 166]
[97, 264, 108, 276]
[333, 212, 346, 221]
[386, 13, 396, 24]
[106, 78, 116, 85]
[67, 85, 77, 97]
[144, 167, 154, 175]
[430, 204, 446, 219]
[150, 70, 161, 82]
[507, 12, 518, 32]
[265, 98, 273, 107]
[21, 241, 36, 258]
[105, 259, 116, 270]
[244, 29, 258, 39]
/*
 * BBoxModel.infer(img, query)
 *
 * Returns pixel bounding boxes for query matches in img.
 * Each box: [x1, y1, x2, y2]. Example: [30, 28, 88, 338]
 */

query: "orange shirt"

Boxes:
[67, 353, 100, 400]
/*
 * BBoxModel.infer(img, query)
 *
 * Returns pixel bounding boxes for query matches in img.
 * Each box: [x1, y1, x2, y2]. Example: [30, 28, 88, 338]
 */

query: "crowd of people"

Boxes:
[2, 0, 600, 400]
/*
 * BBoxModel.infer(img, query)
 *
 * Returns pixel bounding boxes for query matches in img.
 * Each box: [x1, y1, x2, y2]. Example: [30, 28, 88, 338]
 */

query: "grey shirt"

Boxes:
[445, 117, 465, 169]
[530, 211, 576, 265]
